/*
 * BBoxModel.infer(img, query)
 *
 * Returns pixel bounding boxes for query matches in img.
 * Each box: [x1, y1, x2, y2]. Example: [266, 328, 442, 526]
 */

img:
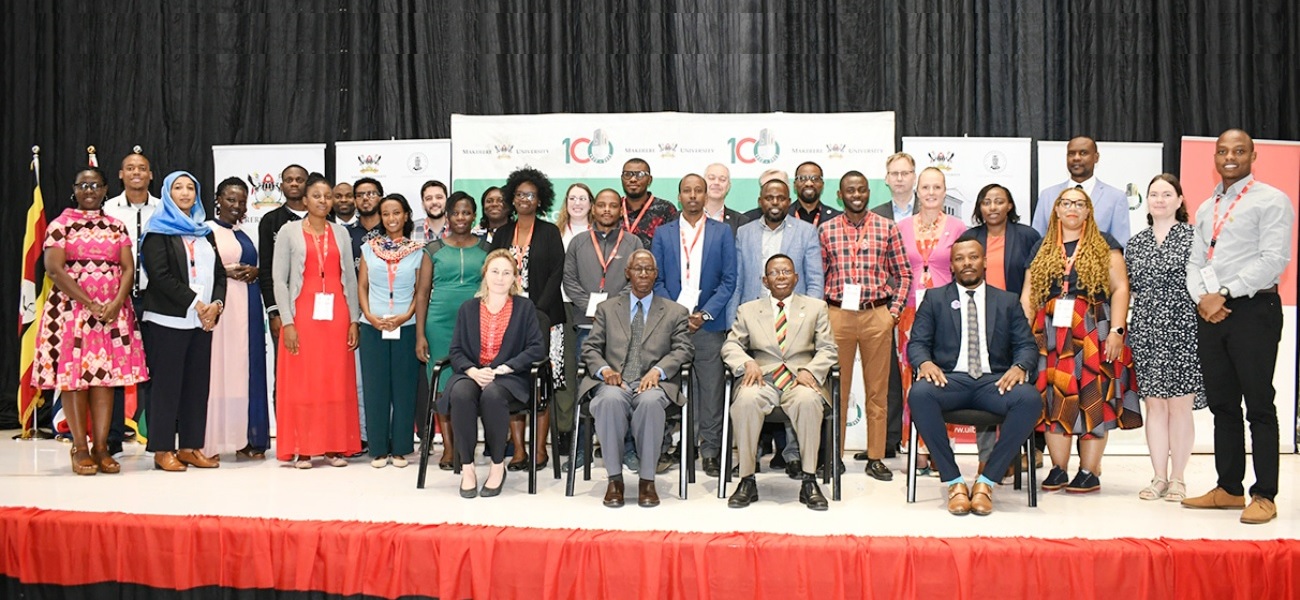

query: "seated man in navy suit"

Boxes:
[906, 234, 1040, 516]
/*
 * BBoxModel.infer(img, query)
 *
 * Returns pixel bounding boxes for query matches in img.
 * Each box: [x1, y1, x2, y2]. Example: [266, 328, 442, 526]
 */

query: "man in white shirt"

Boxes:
[332, 182, 357, 226]
[1032, 136, 1132, 247]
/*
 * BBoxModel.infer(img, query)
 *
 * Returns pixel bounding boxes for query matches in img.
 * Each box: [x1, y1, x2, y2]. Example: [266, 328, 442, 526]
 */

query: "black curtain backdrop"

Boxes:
[2, 0, 1297, 425]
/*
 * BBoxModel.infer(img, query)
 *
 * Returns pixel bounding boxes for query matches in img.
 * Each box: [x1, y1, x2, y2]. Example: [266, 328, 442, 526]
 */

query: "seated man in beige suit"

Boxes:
[721, 254, 838, 510]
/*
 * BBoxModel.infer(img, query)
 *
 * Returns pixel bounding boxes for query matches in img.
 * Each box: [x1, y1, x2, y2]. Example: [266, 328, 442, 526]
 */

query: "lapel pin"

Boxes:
[950, 300, 961, 310]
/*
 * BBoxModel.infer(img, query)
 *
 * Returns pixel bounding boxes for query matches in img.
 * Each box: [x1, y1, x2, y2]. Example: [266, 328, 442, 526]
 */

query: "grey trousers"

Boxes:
[690, 329, 727, 459]
[731, 382, 825, 478]
[590, 384, 670, 481]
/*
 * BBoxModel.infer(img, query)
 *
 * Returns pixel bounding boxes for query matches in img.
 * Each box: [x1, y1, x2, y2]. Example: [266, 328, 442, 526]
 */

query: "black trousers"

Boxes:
[886, 335, 904, 449]
[448, 379, 513, 465]
[1197, 292, 1283, 500]
[143, 323, 213, 452]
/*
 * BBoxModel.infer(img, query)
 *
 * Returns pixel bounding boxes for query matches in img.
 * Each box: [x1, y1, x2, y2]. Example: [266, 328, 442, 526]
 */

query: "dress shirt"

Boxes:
[1072, 176, 1097, 198]
[103, 193, 160, 291]
[677, 215, 706, 302]
[890, 197, 915, 220]
[819, 212, 913, 315]
[1186, 174, 1295, 298]
[760, 218, 790, 270]
[953, 282, 992, 376]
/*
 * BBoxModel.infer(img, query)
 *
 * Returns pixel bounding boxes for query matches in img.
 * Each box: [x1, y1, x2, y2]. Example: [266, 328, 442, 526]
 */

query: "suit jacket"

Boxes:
[906, 281, 1037, 376]
[733, 217, 824, 304]
[258, 205, 302, 314]
[722, 294, 838, 389]
[579, 294, 694, 404]
[446, 295, 547, 403]
[651, 217, 738, 332]
[966, 223, 1042, 295]
[717, 206, 749, 237]
[870, 196, 915, 222]
[1032, 179, 1132, 247]
[139, 233, 228, 318]
[490, 219, 567, 328]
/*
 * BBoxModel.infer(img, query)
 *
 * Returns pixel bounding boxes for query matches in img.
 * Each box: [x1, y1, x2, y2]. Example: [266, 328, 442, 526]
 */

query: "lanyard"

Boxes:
[1207, 180, 1255, 262]
[512, 222, 534, 285]
[623, 195, 654, 234]
[183, 238, 197, 279]
[384, 241, 408, 311]
[681, 217, 706, 282]
[916, 236, 938, 287]
[311, 225, 330, 285]
[1058, 226, 1079, 295]
[589, 228, 625, 292]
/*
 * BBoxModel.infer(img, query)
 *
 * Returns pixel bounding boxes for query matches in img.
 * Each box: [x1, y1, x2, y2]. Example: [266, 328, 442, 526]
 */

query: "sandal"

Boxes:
[1138, 477, 1169, 500]
[1164, 479, 1186, 503]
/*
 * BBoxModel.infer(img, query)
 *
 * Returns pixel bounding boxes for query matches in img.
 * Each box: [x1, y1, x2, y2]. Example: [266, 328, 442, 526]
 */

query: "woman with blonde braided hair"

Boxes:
[1020, 187, 1142, 494]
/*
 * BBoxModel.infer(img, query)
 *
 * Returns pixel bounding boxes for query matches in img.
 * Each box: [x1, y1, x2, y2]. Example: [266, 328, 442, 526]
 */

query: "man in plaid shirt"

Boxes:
[819, 170, 912, 481]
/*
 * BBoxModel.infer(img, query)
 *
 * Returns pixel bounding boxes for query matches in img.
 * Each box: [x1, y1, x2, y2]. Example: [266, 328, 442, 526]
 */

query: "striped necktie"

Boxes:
[771, 301, 794, 390]
[966, 290, 982, 378]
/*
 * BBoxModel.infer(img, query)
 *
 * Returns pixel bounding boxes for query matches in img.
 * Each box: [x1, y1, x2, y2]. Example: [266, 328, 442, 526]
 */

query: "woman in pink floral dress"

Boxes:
[33, 167, 149, 475]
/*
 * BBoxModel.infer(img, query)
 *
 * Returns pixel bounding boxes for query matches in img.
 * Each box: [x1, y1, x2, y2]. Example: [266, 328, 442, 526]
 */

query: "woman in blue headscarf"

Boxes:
[139, 171, 228, 472]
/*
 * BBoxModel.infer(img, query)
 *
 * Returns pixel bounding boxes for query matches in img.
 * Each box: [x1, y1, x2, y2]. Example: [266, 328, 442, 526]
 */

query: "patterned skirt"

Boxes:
[1034, 295, 1143, 438]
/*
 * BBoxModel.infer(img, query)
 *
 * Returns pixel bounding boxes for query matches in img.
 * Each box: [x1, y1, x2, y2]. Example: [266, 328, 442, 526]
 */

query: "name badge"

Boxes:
[1052, 298, 1074, 328]
[914, 288, 926, 307]
[381, 314, 401, 340]
[313, 292, 335, 321]
[841, 284, 862, 311]
[676, 289, 701, 312]
[1199, 265, 1221, 295]
[586, 292, 609, 318]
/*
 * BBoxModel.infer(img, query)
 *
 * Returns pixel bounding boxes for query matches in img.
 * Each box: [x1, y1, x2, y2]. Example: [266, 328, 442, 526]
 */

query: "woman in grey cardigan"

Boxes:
[271, 173, 362, 468]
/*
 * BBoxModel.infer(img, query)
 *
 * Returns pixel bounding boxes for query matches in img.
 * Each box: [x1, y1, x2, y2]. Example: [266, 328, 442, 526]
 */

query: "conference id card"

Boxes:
[841, 284, 862, 311]
[586, 293, 608, 318]
[915, 289, 926, 307]
[676, 289, 701, 312]
[313, 293, 335, 321]
[381, 315, 401, 340]
[1052, 298, 1073, 328]
[1199, 266, 1221, 294]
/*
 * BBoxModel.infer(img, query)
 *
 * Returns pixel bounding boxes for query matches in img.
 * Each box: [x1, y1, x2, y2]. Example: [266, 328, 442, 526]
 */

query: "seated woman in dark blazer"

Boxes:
[139, 171, 227, 472]
[444, 248, 546, 498]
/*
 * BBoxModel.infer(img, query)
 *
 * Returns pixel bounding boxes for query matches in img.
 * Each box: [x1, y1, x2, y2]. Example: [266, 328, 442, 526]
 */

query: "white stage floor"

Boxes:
[1, 430, 1294, 542]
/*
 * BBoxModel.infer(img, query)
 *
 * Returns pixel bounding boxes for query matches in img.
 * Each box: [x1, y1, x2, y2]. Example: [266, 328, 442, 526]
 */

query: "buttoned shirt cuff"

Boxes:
[653, 366, 667, 381]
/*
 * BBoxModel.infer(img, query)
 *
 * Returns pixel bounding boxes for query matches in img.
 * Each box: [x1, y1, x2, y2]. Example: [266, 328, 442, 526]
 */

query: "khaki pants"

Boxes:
[829, 304, 894, 460]
[730, 382, 825, 478]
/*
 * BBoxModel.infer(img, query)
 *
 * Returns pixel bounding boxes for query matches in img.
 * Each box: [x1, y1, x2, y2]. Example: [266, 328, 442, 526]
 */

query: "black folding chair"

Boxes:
[564, 362, 695, 500]
[905, 409, 1037, 507]
[416, 357, 560, 494]
[718, 364, 842, 501]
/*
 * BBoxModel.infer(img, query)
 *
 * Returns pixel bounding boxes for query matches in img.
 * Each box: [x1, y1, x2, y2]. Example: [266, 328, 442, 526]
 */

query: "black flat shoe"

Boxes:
[481, 469, 507, 497]
[506, 453, 530, 472]
[438, 460, 454, 471]
[852, 451, 870, 461]
[534, 456, 549, 470]
[459, 484, 478, 499]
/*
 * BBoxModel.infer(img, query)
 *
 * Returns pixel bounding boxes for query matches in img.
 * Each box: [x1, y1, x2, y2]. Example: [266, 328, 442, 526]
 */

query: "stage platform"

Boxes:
[2, 431, 1296, 599]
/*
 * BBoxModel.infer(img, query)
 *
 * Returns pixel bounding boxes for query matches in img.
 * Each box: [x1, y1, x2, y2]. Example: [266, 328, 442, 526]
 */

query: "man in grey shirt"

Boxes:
[1182, 129, 1294, 525]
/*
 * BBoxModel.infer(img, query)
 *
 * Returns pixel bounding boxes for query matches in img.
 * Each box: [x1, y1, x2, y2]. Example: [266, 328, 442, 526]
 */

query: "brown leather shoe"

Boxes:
[154, 451, 187, 472]
[1181, 486, 1246, 510]
[1240, 496, 1277, 524]
[638, 478, 660, 508]
[70, 447, 97, 476]
[603, 478, 625, 508]
[91, 445, 120, 474]
[971, 482, 994, 516]
[947, 482, 971, 515]
[177, 448, 219, 469]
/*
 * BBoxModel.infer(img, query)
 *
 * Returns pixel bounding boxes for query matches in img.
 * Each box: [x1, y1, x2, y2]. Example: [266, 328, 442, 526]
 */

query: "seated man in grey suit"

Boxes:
[722, 255, 838, 511]
[907, 234, 1040, 516]
[581, 250, 694, 508]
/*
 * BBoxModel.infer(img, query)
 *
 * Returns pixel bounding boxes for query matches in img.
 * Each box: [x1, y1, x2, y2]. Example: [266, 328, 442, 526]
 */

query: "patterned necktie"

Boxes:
[966, 290, 982, 378]
[772, 301, 794, 390]
[625, 299, 646, 381]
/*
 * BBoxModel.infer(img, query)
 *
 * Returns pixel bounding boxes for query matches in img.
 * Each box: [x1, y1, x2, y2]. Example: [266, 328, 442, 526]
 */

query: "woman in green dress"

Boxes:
[416, 191, 492, 470]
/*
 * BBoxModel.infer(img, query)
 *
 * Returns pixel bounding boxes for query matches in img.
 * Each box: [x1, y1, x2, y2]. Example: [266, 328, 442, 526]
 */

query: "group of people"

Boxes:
[31, 128, 1290, 524]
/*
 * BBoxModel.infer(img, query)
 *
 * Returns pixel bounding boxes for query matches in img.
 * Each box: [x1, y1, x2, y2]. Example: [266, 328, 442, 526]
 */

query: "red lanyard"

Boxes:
[1058, 225, 1079, 295]
[1207, 180, 1255, 262]
[384, 241, 408, 311]
[589, 228, 625, 292]
[511, 223, 534, 284]
[916, 236, 938, 287]
[182, 238, 197, 279]
[311, 225, 330, 285]
[680, 217, 707, 282]
[623, 195, 654, 234]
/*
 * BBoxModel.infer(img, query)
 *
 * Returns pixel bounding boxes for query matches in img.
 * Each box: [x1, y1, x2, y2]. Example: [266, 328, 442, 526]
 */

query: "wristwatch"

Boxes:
[1110, 326, 1125, 336]
[1218, 286, 1231, 299]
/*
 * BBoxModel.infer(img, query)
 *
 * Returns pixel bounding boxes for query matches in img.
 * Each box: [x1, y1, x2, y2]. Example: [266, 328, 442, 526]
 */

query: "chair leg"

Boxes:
[551, 400, 562, 481]
[1013, 444, 1024, 491]
[679, 399, 691, 500]
[718, 386, 731, 499]
[416, 389, 439, 489]
[528, 405, 539, 495]
[583, 417, 593, 481]
[565, 412, 579, 497]
[906, 423, 919, 503]
[1026, 437, 1038, 508]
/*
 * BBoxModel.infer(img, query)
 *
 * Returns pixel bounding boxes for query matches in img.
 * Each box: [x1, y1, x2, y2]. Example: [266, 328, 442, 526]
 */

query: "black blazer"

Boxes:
[907, 281, 1037, 376]
[257, 205, 301, 314]
[966, 223, 1042, 295]
[490, 220, 566, 328]
[445, 296, 547, 403]
[140, 233, 228, 320]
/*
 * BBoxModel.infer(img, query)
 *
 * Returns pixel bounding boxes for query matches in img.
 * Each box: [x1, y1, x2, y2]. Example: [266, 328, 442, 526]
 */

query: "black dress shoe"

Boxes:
[603, 477, 625, 508]
[769, 453, 787, 469]
[852, 451, 870, 461]
[816, 460, 847, 479]
[727, 476, 759, 508]
[800, 476, 829, 511]
[703, 457, 721, 478]
[507, 453, 530, 472]
[865, 459, 894, 481]
[785, 460, 803, 480]
[656, 453, 674, 474]
[107, 440, 124, 456]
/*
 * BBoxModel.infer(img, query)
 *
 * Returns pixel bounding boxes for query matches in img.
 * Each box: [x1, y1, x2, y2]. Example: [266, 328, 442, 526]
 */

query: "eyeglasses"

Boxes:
[514, 191, 537, 201]
[793, 175, 823, 183]
[75, 182, 104, 191]
[356, 190, 382, 198]
[887, 170, 915, 178]
[566, 195, 590, 203]
[765, 269, 795, 277]
[629, 266, 657, 274]
[1057, 199, 1087, 209]
[621, 170, 651, 179]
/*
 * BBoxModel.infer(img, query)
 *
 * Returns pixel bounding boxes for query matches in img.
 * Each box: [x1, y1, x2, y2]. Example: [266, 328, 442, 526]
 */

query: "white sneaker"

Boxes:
[391, 455, 409, 468]
[371, 456, 390, 468]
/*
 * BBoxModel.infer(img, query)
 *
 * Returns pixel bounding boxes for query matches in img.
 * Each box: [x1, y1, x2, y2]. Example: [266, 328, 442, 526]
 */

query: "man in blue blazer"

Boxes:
[652, 174, 738, 477]
[1031, 136, 1132, 247]
[907, 233, 1040, 516]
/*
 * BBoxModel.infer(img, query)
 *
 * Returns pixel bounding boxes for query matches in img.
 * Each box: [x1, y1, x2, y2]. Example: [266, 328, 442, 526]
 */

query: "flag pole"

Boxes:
[14, 145, 54, 441]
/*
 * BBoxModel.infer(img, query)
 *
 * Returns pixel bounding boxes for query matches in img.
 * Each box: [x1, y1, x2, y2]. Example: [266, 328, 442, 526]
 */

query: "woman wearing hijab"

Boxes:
[139, 171, 227, 472]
